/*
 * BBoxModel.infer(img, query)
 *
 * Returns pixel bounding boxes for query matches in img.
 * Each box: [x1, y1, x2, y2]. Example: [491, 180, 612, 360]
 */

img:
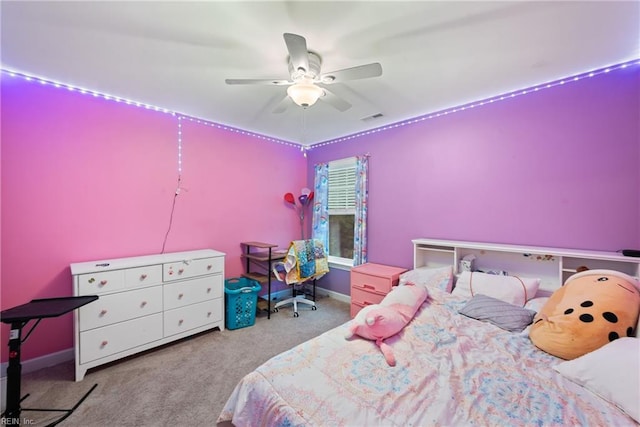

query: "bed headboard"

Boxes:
[412, 238, 640, 297]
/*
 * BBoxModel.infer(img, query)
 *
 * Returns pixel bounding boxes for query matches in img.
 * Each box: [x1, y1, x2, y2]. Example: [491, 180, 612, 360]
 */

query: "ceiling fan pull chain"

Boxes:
[301, 109, 306, 145]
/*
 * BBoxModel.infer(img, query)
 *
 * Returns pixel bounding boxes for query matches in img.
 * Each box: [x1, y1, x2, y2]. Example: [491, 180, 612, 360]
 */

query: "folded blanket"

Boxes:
[284, 239, 329, 284]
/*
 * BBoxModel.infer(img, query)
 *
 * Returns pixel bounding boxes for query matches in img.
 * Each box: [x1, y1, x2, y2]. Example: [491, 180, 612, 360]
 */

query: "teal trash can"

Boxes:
[224, 277, 261, 330]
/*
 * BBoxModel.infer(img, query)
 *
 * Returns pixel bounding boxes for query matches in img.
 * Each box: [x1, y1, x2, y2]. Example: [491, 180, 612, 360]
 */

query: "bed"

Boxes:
[218, 268, 639, 426]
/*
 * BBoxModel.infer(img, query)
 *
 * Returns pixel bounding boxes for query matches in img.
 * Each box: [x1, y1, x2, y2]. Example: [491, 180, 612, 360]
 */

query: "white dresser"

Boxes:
[71, 249, 225, 381]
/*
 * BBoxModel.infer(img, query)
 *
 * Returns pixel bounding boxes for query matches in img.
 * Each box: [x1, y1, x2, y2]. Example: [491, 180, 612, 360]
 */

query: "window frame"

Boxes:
[327, 157, 357, 269]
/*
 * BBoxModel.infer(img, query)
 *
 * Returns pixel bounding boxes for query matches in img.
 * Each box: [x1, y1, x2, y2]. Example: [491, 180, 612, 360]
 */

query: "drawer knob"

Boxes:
[140, 301, 147, 307]
[207, 311, 212, 317]
[100, 280, 108, 286]
[178, 319, 183, 325]
[178, 293, 184, 299]
[101, 341, 108, 347]
[206, 287, 211, 293]
[99, 309, 107, 316]
[207, 264, 212, 270]
[178, 268, 184, 274]
[362, 284, 374, 290]
[140, 274, 148, 280]
[169, 270, 174, 275]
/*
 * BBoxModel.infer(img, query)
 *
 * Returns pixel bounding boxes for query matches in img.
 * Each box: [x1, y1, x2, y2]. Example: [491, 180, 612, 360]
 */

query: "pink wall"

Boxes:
[308, 67, 640, 295]
[1, 76, 306, 362]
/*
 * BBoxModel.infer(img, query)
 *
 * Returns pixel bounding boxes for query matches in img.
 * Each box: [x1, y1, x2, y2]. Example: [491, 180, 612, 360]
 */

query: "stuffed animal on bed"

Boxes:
[529, 269, 640, 360]
[345, 282, 428, 366]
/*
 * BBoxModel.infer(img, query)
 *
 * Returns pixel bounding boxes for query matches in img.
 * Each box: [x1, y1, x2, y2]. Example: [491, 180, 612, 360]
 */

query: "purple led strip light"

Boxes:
[3, 58, 638, 151]
[310, 58, 640, 149]
[180, 115, 300, 148]
[0, 68, 297, 148]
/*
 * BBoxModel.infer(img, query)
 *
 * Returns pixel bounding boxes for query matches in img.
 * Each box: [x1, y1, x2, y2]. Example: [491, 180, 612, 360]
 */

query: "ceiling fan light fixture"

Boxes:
[287, 82, 323, 108]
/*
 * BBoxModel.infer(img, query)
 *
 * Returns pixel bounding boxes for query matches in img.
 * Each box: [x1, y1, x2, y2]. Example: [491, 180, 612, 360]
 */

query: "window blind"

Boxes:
[328, 160, 356, 214]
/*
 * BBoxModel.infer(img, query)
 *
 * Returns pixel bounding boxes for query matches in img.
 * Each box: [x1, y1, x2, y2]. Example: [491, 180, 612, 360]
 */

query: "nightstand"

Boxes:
[350, 263, 407, 318]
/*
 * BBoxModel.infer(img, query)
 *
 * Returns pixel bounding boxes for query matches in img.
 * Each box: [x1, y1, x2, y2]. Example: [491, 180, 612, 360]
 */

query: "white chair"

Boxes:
[271, 239, 329, 317]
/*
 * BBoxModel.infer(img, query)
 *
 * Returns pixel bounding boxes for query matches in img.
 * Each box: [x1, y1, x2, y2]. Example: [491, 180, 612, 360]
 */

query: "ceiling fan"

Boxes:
[225, 33, 383, 113]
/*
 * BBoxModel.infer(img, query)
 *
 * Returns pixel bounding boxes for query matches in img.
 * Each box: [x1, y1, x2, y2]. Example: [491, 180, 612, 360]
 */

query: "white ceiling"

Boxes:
[2, 1, 638, 146]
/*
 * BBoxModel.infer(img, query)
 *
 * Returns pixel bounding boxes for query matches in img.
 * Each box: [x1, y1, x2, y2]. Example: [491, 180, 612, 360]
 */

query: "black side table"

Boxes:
[1, 296, 99, 426]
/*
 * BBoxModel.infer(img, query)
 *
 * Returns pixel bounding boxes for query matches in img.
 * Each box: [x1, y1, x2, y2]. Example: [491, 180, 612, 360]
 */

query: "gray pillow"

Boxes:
[459, 294, 536, 332]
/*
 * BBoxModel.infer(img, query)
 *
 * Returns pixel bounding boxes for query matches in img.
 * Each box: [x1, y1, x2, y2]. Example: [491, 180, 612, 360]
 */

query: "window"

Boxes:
[327, 158, 356, 264]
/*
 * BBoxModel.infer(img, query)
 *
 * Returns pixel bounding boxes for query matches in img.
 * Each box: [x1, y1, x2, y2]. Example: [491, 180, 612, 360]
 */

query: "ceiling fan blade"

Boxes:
[320, 88, 352, 112]
[225, 78, 291, 85]
[320, 63, 383, 84]
[272, 95, 292, 114]
[283, 33, 309, 74]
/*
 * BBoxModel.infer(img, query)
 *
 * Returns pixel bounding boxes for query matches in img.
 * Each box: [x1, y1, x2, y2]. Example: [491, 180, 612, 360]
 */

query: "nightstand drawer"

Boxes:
[351, 272, 394, 294]
[350, 263, 407, 319]
[350, 302, 369, 318]
[351, 286, 386, 307]
[351, 263, 406, 294]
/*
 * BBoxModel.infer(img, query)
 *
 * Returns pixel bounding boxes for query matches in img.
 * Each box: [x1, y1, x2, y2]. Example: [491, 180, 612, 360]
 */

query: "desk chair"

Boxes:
[272, 239, 329, 317]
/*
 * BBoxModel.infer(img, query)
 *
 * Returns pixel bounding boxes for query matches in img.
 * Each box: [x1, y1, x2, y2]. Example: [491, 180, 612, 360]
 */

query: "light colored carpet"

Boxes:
[12, 295, 350, 426]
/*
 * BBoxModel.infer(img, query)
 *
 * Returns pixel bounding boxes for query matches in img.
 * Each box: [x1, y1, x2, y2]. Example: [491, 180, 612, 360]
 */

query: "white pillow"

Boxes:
[520, 297, 551, 336]
[452, 271, 540, 306]
[524, 297, 549, 313]
[553, 338, 640, 422]
[399, 266, 453, 292]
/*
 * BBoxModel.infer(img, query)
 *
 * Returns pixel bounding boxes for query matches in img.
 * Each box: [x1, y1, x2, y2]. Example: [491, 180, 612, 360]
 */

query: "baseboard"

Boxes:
[1, 348, 75, 412]
[1, 347, 74, 378]
[316, 287, 350, 304]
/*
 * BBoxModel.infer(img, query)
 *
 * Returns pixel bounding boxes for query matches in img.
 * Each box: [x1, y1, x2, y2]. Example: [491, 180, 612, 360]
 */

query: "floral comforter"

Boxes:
[218, 289, 634, 426]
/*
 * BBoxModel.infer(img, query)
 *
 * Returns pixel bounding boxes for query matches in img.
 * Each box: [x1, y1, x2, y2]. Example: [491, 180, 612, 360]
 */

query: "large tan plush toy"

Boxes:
[530, 269, 640, 360]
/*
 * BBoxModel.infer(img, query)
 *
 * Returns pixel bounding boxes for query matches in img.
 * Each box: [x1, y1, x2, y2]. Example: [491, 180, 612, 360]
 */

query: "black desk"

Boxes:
[1, 296, 98, 426]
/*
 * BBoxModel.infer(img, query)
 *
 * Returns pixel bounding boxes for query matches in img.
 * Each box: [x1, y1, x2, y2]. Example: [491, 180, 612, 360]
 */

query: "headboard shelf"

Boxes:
[413, 238, 640, 296]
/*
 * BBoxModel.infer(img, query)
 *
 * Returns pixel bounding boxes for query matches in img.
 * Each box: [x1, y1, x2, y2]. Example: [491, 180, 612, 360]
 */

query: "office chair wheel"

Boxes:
[294, 312, 299, 317]
[311, 306, 317, 310]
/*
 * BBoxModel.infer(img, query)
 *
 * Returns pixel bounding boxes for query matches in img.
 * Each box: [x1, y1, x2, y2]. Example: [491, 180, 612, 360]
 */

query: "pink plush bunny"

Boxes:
[346, 282, 428, 366]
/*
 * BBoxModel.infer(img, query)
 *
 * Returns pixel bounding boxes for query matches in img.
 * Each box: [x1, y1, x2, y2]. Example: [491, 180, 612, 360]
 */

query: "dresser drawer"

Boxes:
[351, 302, 368, 318]
[351, 286, 386, 308]
[164, 299, 223, 337]
[79, 286, 162, 331]
[163, 256, 224, 281]
[124, 265, 162, 288]
[79, 313, 163, 363]
[351, 272, 396, 294]
[350, 263, 407, 319]
[163, 275, 223, 310]
[351, 263, 406, 294]
[77, 270, 125, 295]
